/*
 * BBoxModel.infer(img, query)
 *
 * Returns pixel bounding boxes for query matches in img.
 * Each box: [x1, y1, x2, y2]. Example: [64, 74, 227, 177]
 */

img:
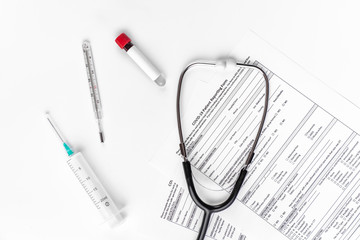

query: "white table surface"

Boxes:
[1, 0, 360, 239]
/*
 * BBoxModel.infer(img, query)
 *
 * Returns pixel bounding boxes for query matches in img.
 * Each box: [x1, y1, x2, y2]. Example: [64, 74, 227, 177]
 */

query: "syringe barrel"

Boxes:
[67, 152, 124, 226]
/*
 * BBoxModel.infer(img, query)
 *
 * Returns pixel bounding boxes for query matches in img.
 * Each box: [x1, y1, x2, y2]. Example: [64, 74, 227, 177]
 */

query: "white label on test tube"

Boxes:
[127, 46, 161, 82]
[68, 152, 123, 226]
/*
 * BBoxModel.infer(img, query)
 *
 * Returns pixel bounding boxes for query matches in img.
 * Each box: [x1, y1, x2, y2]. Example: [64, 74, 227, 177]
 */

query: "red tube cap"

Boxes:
[115, 33, 131, 49]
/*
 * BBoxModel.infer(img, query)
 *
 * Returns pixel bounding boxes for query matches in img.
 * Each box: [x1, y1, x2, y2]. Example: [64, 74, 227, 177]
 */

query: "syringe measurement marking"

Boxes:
[67, 160, 103, 209]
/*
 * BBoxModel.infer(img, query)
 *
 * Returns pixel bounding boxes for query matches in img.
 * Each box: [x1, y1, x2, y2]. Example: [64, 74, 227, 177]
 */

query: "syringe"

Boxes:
[46, 113, 124, 227]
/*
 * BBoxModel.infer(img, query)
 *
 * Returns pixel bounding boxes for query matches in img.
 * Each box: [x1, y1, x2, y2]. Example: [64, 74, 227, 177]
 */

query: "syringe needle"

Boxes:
[45, 113, 74, 156]
[46, 113, 64, 143]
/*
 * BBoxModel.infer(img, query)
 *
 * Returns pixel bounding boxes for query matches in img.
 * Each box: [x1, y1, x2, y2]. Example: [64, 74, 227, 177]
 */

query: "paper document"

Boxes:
[137, 172, 249, 240]
[160, 180, 247, 240]
[149, 33, 360, 240]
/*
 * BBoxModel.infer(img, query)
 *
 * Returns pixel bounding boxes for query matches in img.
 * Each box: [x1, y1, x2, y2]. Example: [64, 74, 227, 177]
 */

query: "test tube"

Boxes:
[115, 33, 166, 86]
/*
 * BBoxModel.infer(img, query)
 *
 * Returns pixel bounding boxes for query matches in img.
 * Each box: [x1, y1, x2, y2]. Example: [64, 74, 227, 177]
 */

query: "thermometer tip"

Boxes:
[100, 132, 104, 143]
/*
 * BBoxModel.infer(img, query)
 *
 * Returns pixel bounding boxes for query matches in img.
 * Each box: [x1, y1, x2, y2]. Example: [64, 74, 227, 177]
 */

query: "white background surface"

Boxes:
[1, 0, 360, 239]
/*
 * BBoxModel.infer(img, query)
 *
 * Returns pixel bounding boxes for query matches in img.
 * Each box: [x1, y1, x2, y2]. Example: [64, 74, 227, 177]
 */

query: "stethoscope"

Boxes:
[176, 59, 270, 240]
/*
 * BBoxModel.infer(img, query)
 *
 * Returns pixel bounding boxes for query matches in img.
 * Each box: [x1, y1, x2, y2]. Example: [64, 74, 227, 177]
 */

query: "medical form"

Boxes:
[146, 33, 360, 240]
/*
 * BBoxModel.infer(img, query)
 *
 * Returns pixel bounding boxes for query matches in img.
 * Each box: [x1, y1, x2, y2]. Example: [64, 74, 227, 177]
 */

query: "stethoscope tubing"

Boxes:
[176, 60, 270, 240]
